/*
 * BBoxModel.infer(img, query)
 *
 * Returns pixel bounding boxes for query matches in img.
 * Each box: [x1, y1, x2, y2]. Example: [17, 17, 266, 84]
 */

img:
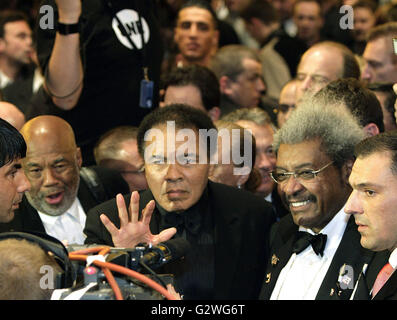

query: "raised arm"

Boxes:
[44, 0, 83, 110]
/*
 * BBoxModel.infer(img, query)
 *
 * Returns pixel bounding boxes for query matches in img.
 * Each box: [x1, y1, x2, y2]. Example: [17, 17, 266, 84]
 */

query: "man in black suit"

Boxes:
[0, 115, 129, 244]
[84, 104, 276, 300]
[346, 132, 397, 300]
[0, 118, 30, 224]
[259, 99, 371, 300]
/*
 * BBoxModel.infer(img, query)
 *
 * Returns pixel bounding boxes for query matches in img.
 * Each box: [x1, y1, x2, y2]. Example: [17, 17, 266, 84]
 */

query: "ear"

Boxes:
[219, 76, 233, 95]
[0, 38, 5, 53]
[341, 158, 354, 185]
[76, 147, 83, 169]
[243, 18, 257, 39]
[250, 17, 262, 29]
[208, 164, 215, 177]
[236, 171, 250, 188]
[173, 26, 180, 46]
[363, 123, 380, 137]
[208, 107, 221, 122]
[212, 29, 219, 49]
[319, 17, 325, 28]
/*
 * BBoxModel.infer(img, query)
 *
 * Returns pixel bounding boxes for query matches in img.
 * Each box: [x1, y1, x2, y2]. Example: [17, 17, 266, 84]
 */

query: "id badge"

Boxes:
[139, 79, 154, 108]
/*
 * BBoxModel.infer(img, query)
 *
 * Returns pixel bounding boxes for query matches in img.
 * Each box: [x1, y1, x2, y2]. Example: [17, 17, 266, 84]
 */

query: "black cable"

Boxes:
[139, 260, 168, 289]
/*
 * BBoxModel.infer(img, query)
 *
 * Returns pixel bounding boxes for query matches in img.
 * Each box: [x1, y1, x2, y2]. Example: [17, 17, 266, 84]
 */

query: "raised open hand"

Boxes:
[100, 192, 176, 248]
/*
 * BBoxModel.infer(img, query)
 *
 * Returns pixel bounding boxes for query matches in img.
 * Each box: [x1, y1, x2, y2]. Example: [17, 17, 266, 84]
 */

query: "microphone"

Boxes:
[140, 238, 191, 269]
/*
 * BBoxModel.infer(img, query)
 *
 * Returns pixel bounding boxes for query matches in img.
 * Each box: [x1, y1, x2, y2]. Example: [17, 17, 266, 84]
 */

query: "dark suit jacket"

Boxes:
[0, 166, 129, 234]
[270, 188, 289, 221]
[84, 181, 277, 299]
[259, 213, 373, 300]
[353, 250, 396, 300]
[2, 74, 34, 114]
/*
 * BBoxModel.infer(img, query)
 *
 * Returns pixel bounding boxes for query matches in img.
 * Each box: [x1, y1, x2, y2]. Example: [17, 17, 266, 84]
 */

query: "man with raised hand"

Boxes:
[84, 104, 276, 299]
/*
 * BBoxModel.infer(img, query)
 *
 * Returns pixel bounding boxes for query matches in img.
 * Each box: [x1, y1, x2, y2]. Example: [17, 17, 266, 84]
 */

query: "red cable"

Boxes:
[102, 267, 123, 300]
[97, 247, 123, 300]
[69, 246, 110, 255]
[69, 247, 176, 300]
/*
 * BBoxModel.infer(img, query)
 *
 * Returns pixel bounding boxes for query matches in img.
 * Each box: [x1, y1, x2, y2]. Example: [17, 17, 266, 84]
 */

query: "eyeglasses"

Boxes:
[270, 161, 334, 184]
[119, 167, 145, 175]
[278, 104, 296, 113]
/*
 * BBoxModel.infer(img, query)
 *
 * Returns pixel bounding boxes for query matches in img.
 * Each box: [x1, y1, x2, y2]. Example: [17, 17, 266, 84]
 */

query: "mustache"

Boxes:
[41, 188, 64, 197]
[284, 193, 317, 204]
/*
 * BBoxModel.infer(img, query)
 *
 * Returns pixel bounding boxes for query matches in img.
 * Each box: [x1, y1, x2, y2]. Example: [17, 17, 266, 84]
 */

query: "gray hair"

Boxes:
[221, 107, 273, 126]
[209, 45, 261, 81]
[94, 126, 139, 164]
[273, 100, 365, 167]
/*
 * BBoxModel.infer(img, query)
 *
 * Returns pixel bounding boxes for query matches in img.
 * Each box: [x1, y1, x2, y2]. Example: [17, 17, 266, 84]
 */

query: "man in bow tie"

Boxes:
[84, 104, 276, 300]
[259, 98, 372, 300]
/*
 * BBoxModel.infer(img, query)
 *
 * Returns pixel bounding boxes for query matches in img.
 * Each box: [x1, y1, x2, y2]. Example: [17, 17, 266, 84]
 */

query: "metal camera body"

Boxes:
[60, 244, 174, 300]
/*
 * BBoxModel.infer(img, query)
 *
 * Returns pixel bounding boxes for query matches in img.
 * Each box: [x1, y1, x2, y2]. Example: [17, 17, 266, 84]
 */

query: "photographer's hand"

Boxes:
[100, 192, 176, 248]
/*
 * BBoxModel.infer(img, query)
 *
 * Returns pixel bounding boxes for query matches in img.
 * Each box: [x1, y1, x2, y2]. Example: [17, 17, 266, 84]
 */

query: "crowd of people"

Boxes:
[0, 0, 397, 300]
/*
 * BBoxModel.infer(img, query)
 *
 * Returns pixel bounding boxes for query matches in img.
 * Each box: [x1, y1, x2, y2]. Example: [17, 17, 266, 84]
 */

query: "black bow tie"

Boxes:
[292, 231, 327, 257]
[163, 211, 202, 235]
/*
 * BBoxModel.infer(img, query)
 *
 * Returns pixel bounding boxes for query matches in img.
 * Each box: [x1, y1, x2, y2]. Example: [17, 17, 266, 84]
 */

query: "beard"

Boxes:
[26, 176, 80, 216]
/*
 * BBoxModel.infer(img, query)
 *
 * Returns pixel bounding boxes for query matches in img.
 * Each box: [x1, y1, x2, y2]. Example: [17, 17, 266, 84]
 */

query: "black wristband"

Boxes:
[57, 22, 80, 35]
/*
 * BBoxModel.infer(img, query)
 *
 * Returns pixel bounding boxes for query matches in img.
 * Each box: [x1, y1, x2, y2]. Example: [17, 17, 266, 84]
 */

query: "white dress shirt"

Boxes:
[0, 70, 12, 89]
[38, 198, 87, 245]
[32, 68, 44, 93]
[389, 248, 397, 269]
[271, 207, 350, 300]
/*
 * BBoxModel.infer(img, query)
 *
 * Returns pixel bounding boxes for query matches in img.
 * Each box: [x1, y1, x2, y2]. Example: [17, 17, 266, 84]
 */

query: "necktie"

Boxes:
[372, 262, 395, 298]
[292, 231, 327, 257]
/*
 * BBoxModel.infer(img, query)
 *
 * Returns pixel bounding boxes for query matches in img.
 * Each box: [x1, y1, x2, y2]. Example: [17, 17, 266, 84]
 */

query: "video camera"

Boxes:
[0, 232, 189, 300]
[58, 239, 189, 300]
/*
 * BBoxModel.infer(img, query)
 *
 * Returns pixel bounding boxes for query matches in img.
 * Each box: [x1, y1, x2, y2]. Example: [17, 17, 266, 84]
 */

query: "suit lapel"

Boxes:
[9, 196, 46, 234]
[353, 272, 371, 300]
[259, 215, 297, 299]
[210, 183, 243, 299]
[78, 173, 100, 213]
[317, 215, 372, 300]
[351, 250, 389, 300]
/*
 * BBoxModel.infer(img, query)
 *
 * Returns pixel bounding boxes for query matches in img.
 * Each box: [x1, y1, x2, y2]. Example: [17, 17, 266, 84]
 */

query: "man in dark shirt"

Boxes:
[34, 0, 163, 165]
[0, 118, 30, 224]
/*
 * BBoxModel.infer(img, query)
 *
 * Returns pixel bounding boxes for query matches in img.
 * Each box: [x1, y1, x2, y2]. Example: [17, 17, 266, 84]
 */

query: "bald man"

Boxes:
[295, 41, 360, 103]
[0, 101, 25, 130]
[0, 115, 129, 244]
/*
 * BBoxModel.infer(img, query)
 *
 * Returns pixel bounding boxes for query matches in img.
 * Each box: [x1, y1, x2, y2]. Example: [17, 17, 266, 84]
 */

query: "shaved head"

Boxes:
[21, 116, 77, 156]
[0, 102, 25, 130]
